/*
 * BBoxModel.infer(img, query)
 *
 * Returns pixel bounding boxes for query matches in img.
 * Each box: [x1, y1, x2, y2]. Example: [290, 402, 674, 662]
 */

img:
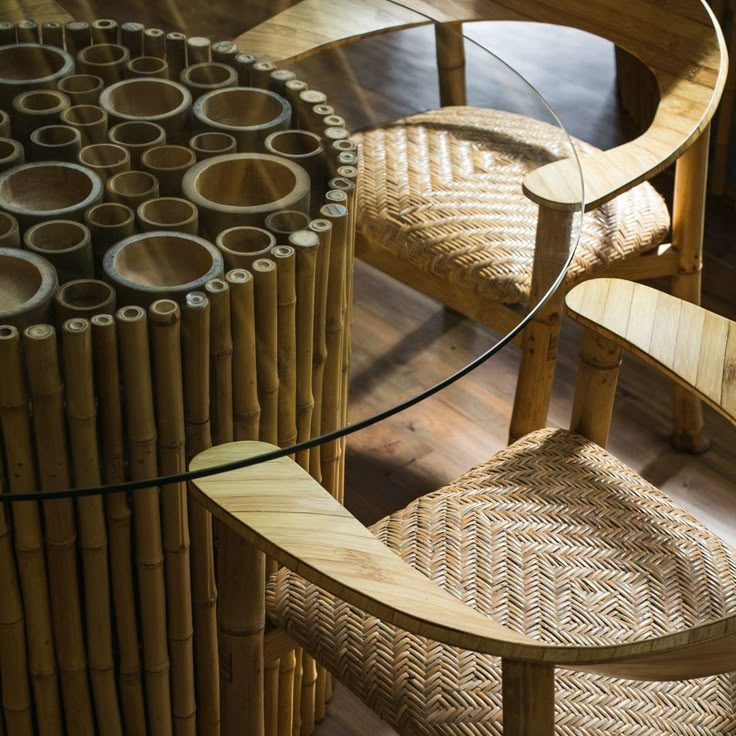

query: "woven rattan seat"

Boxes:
[267, 427, 736, 735]
[353, 107, 671, 304]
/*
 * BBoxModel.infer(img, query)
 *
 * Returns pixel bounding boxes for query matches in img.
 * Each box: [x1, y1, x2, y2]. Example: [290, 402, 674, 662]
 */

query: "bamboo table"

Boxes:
[0, 5, 584, 736]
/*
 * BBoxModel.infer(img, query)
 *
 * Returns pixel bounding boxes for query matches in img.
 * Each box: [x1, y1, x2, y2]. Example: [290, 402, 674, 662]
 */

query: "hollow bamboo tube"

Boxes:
[0, 22, 15, 45]
[11, 89, 70, 146]
[127, 55, 169, 79]
[218, 524, 266, 736]
[23, 323, 95, 735]
[65, 20, 91, 56]
[29, 124, 82, 162]
[23, 219, 94, 284]
[187, 37, 211, 65]
[41, 20, 63, 47]
[265, 210, 311, 239]
[137, 197, 198, 234]
[212, 41, 238, 66]
[57, 75, 104, 107]
[79, 143, 131, 183]
[109, 121, 166, 168]
[0, 459, 34, 736]
[216, 226, 275, 270]
[205, 279, 234, 446]
[55, 279, 116, 324]
[234, 53, 256, 86]
[91, 19, 119, 45]
[296, 90, 326, 133]
[271, 245, 297, 450]
[61, 104, 108, 145]
[85, 201, 136, 272]
[61, 318, 123, 736]
[140, 145, 196, 197]
[307, 105, 335, 137]
[90, 314, 147, 736]
[106, 170, 159, 208]
[77, 44, 130, 85]
[289, 230, 318, 469]
[318, 202, 348, 501]
[226, 270, 261, 441]
[307, 219, 332, 482]
[189, 131, 236, 161]
[121, 22, 144, 58]
[252, 258, 279, 445]
[0, 327, 61, 736]
[166, 33, 187, 81]
[181, 63, 238, 100]
[0, 213, 19, 249]
[143, 28, 166, 59]
[0, 138, 24, 172]
[116, 306, 173, 736]
[16, 19, 38, 44]
[269, 69, 296, 96]
[251, 60, 276, 89]
[181, 293, 220, 736]
[0, 111, 10, 139]
[149, 300, 196, 736]
[284, 80, 308, 126]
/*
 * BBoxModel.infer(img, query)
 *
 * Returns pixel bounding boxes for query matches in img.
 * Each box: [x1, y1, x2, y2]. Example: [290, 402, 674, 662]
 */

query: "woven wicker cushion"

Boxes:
[352, 108, 671, 304]
[268, 428, 736, 735]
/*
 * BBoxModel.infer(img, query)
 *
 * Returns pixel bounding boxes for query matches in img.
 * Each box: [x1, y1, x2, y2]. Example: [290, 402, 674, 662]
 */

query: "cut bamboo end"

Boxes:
[91, 19, 119, 45]
[212, 40, 238, 66]
[55, 279, 116, 324]
[140, 144, 196, 196]
[11, 88, 71, 143]
[205, 277, 234, 446]
[0, 248, 58, 327]
[0, 137, 24, 172]
[234, 53, 256, 86]
[127, 55, 169, 79]
[57, 74, 104, 106]
[0, 161, 103, 229]
[186, 37, 211, 66]
[216, 225, 275, 270]
[120, 22, 144, 58]
[84, 201, 135, 270]
[165, 33, 186, 80]
[23, 219, 93, 284]
[106, 169, 159, 207]
[65, 20, 91, 56]
[0, 211, 19, 248]
[0, 44, 74, 108]
[142, 28, 166, 58]
[137, 197, 198, 234]
[29, 124, 82, 162]
[251, 60, 276, 89]
[109, 121, 166, 168]
[192, 87, 291, 151]
[104, 231, 223, 307]
[265, 210, 311, 238]
[79, 142, 131, 182]
[180, 62, 237, 99]
[42, 20, 64, 48]
[77, 43, 130, 85]
[61, 104, 108, 146]
[189, 131, 237, 161]
[100, 78, 192, 143]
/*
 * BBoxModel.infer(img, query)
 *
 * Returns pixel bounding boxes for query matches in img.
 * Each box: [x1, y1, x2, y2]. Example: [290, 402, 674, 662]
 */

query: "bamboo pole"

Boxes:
[182, 293, 220, 736]
[149, 300, 197, 736]
[0, 457, 34, 736]
[90, 314, 148, 735]
[277, 651, 296, 736]
[291, 649, 303, 736]
[252, 259, 279, 446]
[307, 219, 333, 483]
[289, 230, 319, 469]
[300, 657, 317, 736]
[61, 318, 123, 736]
[116, 305, 173, 736]
[271, 245, 298, 450]
[0, 326, 61, 736]
[23, 324, 95, 735]
[226, 270, 261, 441]
[205, 279, 234, 447]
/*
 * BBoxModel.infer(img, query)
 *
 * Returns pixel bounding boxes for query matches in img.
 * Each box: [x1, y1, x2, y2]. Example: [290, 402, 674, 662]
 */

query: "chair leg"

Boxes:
[671, 126, 710, 453]
[501, 660, 555, 736]
[509, 207, 574, 443]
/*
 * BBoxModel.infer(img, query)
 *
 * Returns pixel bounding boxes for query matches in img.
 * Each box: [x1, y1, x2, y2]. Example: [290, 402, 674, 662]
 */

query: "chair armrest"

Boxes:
[190, 441, 736, 679]
[566, 278, 736, 425]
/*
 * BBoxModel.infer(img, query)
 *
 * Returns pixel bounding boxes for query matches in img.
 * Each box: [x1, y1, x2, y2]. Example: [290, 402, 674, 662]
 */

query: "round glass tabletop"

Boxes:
[0, 2, 584, 502]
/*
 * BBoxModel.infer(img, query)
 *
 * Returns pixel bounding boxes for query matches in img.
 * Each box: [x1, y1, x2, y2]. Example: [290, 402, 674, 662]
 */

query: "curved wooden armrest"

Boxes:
[566, 279, 736, 425]
[191, 442, 736, 679]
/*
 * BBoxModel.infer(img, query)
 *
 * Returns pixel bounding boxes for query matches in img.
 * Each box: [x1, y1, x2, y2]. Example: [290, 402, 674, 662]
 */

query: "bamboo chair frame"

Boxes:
[236, 0, 728, 451]
[191, 277, 736, 735]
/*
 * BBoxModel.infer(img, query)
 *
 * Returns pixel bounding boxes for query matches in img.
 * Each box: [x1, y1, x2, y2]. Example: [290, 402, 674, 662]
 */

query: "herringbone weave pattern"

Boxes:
[268, 429, 736, 735]
[352, 108, 671, 304]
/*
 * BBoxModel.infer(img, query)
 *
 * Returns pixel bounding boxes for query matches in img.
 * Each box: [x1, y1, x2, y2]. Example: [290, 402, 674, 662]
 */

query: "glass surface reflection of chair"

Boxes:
[193, 278, 736, 736]
[238, 0, 727, 448]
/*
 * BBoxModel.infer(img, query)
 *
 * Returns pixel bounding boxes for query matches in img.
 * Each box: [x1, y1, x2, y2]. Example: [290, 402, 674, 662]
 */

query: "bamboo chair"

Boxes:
[235, 0, 727, 449]
[192, 277, 736, 735]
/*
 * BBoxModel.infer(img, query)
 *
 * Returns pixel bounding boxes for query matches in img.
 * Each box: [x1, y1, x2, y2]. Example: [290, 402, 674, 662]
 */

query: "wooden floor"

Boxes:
[12, 2, 736, 731]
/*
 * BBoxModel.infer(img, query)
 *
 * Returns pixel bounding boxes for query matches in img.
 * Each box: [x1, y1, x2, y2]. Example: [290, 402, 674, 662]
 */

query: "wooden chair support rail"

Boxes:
[235, 0, 725, 211]
[566, 278, 736, 425]
[190, 441, 736, 679]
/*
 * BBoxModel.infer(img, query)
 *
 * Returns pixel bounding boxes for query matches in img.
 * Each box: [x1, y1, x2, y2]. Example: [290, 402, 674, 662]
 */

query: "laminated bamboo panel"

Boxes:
[226, 270, 261, 442]
[307, 218, 333, 483]
[61, 318, 122, 736]
[289, 230, 319, 469]
[0, 461, 33, 736]
[149, 300, 196, 736]
[116, 306, 173, 736]
[181, 293, 220, 736]
[271, 245, 298, 450]
[205, 279, 234, 447]
[90, 314, 147, 735]
[0, 326, 61, 736]
[23, 324, 95, 736]
[252, 259, 279, 446]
